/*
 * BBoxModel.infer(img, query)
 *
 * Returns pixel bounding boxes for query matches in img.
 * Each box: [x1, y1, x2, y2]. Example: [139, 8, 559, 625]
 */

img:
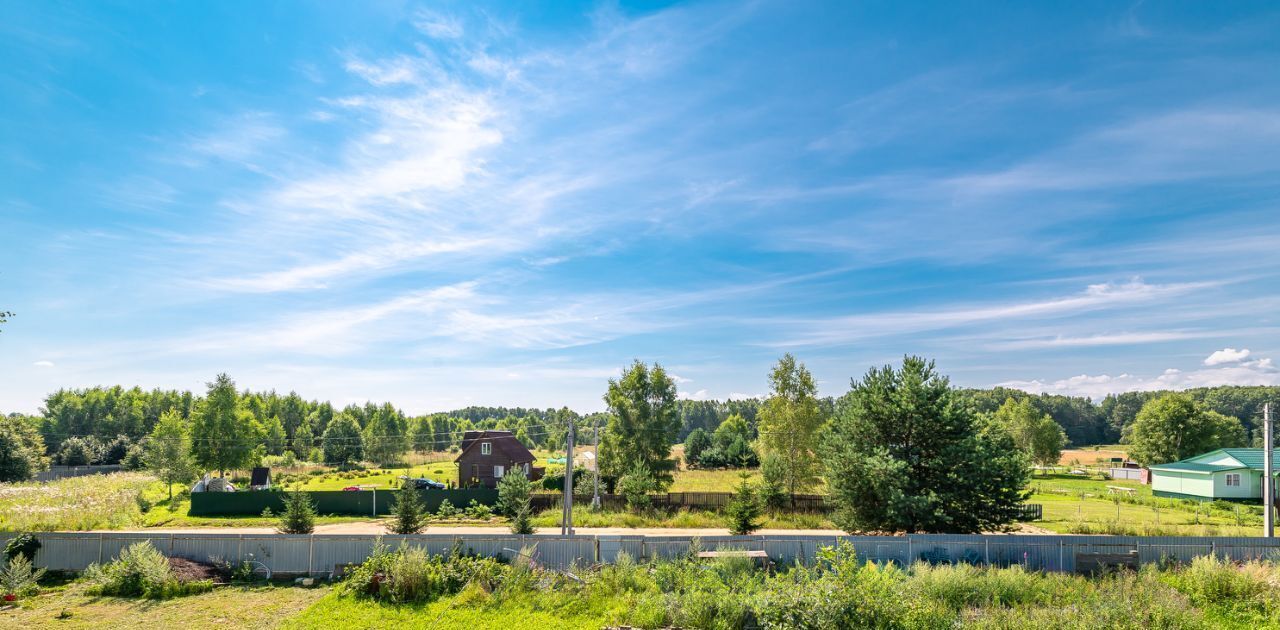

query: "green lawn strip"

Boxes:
[1028, 474, 1263, 536]
[280, 589, 623, 630]
[291, 464, 457, 491]
[1, 582, 327, 630]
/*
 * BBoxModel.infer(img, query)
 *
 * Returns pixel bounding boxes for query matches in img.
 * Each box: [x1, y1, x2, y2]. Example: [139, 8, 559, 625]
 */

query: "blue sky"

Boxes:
[2, 1, 1279, 414]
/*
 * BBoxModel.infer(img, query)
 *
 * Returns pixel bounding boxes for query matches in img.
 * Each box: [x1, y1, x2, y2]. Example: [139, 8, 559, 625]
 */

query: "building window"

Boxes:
[472, 464, 479, 481]
[481, 442, 492, 455]
[1226, 473, 1241, 487]
[494, 465, 505, 478]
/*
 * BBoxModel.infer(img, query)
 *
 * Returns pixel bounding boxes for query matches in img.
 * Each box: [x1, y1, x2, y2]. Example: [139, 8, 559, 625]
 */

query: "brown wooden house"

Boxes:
[455, 430, 542, 488]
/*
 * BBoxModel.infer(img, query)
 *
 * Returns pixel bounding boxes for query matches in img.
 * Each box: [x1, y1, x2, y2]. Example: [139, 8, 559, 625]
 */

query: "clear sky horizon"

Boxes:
[2, 1, 1278, 415]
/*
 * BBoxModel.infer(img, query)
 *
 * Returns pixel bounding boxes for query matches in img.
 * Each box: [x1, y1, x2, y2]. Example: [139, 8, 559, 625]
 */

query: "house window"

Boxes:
[494, 465, 505, 478]
[1226, 473, 1241, 487]
[481, 442, 492, 455]
[471, 464, 479, 481]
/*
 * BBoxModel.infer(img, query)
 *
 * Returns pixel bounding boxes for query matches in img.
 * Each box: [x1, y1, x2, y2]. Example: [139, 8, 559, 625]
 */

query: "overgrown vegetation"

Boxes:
[0, 472, 160, 531]
[310, 541, 1280, 629]
[83, 541, 213, 599]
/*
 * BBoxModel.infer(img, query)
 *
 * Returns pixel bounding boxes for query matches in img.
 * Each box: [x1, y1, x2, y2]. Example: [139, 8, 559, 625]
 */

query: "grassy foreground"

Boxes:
[11, 548, 1280, 629]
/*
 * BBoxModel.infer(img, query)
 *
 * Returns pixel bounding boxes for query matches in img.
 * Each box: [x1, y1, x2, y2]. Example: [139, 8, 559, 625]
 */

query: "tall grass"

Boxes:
[0, 472, 159, 531]
[328, 540, 1280, 629]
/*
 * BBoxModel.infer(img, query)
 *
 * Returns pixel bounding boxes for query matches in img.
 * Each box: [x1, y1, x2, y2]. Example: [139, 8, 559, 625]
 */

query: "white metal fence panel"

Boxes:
[17, 531, 1280, 575]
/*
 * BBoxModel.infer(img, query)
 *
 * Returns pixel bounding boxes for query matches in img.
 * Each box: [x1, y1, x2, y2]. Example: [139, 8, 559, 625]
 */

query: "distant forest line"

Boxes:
[4, 383, 1278, 459]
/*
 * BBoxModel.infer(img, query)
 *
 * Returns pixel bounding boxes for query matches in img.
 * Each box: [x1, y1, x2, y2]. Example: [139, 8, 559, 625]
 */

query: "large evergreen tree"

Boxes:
[757, 354, 824, 497]
[825, 356, 1030, 533]
[190, 374, 255, 475]
[599, 360, 680, 487]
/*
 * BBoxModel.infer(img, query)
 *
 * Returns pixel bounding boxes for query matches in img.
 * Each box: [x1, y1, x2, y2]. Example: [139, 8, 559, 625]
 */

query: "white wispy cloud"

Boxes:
[1204, 347, 1251, 366]
[32, 360, 55, 368]
[413, 10, 464, 39]
[769, 278, 1212, 347]
[993, 331, 1226, 350]
[999, 352, 1280, 399]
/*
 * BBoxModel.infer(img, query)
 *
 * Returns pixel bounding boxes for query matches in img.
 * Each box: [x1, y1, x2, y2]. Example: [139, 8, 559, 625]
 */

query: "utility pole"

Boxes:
[592, 417, 601, 511]
[561, 416, 575, 535]
[1266, 402, 1274, 538]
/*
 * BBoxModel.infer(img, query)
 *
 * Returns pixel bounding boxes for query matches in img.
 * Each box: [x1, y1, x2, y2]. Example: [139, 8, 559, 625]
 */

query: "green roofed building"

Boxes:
[1149, 449, 1280, 501]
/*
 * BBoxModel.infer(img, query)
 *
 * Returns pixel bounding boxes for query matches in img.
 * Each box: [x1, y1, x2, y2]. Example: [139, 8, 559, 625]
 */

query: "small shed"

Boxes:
[1150, 449, 1279, 501]
[250, 467, 271, 491]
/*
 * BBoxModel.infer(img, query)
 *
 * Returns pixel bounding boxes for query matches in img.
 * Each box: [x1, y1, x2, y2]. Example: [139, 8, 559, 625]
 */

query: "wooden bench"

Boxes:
[1106, 485, 1135, 495]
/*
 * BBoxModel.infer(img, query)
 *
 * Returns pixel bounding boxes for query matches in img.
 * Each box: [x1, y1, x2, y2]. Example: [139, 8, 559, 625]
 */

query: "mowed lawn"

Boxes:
[291, 463, 457, 490]
[3, 582, 327, 630]
[1028, 473, 1264, 536]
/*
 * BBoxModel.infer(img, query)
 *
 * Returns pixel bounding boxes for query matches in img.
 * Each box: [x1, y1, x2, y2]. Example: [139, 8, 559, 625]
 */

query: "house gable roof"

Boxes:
[1154, 448, 1279, 473]
[1147, 461, 1245, 474]
[454, 431, 536, 464]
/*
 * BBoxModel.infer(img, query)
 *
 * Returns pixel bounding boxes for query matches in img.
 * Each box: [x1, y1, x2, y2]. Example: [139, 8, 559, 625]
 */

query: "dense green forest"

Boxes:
[2, 383, 1277, 465]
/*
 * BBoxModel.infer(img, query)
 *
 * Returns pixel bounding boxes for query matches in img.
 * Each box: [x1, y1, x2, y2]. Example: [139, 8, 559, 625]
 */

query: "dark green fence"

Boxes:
[189, 488, 498, 516]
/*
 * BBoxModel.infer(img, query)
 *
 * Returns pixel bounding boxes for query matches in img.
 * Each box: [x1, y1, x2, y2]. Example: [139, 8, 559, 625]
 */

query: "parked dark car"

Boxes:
[400, 476, 445, 490]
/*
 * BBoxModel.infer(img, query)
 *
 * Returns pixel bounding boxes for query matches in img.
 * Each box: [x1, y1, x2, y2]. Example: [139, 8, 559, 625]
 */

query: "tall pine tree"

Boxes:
[825, 356, 1029, 534]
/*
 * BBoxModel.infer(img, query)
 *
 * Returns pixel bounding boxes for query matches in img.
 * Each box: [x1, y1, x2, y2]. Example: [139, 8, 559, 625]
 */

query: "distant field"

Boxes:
[1058, 445, 1128, 466]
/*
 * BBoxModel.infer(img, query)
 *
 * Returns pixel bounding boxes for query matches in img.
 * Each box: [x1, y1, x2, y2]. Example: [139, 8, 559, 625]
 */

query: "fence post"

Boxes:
[170, 533, 175, 554]
[906, 537, 912, 565]
[97, 533, 104, 565]
[237, 535, 244, 562]
[984, 539, 990, 565]
[1058, 540, 1064, 572]
[308, 535, 315, 576]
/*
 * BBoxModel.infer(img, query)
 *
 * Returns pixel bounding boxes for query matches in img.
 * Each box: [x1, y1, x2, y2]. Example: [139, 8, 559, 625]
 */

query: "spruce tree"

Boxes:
[389, 484, 426, 534]
[510, 506, 534, 535]
[725, 472, 762, 535]
[277, 489, 317, 534]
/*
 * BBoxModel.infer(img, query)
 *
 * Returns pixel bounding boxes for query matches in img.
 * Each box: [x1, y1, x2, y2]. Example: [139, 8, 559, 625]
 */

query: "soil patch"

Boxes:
[168, 557, 225, 583]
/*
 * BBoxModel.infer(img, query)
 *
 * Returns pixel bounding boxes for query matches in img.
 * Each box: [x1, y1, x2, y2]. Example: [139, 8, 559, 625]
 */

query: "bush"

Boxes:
[83, 541, 212, 599]
[100, 435, 132, 465]
[121, 443, 147, 471]
[465, 500, 493, 520]
[436, 498, 459, 519]
[0, 554, 44, 598]
[539, 467, 588, 491]
[4, 533, 41, 562]
[341, 542, 507, 604]
[278, 489, 317, 534]
[497, 472, 532, 518]
[617, 464, 657, 512]
[56, 437, 99, 466]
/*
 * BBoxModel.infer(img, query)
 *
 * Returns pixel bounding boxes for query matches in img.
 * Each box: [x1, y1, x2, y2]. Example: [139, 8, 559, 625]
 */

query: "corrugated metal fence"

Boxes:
[6, 532, 1280, 576]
